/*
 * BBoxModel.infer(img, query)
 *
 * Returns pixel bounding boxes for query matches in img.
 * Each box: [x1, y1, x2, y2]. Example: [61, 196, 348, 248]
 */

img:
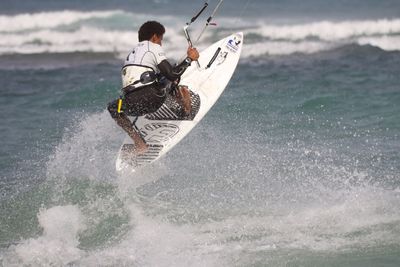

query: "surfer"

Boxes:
[107, 21, 199, 154]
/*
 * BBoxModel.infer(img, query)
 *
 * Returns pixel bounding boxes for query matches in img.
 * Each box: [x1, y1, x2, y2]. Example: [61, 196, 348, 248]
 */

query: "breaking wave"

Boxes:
[1, 10, 400, 58]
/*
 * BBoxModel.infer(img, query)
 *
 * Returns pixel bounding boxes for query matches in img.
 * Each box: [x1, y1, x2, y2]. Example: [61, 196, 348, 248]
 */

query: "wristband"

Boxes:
[185, 57, 193, 64]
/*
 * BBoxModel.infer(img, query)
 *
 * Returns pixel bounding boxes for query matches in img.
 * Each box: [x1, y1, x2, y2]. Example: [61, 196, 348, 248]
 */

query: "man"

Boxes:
[108, 21, 199, 154]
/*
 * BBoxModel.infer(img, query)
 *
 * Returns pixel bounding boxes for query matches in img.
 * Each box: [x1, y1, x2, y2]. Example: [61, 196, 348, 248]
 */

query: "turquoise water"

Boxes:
[1, 1, 400, 266]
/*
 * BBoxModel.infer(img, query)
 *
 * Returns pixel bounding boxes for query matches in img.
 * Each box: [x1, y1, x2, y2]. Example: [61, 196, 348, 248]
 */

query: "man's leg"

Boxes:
[176, 85, 192, 115]
[107, 100, 148, 154]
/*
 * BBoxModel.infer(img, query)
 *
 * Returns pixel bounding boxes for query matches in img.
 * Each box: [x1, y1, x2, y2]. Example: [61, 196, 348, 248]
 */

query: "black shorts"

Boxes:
[107, 83, 169, 118]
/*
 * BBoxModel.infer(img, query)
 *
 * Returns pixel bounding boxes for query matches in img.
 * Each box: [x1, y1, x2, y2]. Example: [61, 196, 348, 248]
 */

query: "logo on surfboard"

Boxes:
[140, 122, 180, 143]
[226, 35, 241, 53]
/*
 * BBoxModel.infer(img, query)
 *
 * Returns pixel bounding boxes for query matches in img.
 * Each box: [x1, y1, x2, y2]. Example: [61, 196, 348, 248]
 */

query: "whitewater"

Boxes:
[1, 10, 400, 57]
[1, 1, 400, 266]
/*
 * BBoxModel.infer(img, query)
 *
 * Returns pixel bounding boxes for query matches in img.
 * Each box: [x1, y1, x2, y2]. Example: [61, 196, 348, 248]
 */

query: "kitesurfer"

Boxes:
[107, 21, 199, 154]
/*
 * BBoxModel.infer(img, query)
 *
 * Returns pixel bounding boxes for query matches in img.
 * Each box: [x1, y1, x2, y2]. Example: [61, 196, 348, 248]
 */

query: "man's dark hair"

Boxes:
[138, 21, 165, 42]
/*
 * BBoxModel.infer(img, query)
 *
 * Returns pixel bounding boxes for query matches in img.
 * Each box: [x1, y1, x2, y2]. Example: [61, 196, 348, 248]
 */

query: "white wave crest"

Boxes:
[255, 18, 400, 41]
[238, 18, 400, 56]
[0, 10, 122, 32]
[242, 40, 334, 57]
[1, 10, 400, 57]
[4, 205, 86, 266]
[358, 35, 400, 51]
[0, 26, 137, 54]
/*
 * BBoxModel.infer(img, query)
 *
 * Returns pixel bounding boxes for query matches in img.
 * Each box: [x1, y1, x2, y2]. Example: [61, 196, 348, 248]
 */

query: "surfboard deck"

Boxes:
[116, 32, 243, 172]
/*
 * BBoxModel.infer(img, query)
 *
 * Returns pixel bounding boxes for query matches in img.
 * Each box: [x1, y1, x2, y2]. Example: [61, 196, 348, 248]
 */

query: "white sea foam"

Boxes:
[0, 10, 399, 57]
[4, 205, 86, 266]
[255, 19, 400, 41]
[358, 35, 400, 51]
[239, 18, 400, 55]
[78, 204, 223, 267]
[0, 10, 122, 32]
[4, 186, 399, 266]
[194, 187, 400, 256]
[3, 109, 400, 266]
[46, 111, 123, 182]
[0, 27, 137, 55]
[241, 40, 334, 57]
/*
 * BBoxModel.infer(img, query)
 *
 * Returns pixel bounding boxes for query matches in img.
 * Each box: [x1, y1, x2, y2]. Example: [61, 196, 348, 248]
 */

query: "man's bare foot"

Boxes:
[122, 142, 148, 156]
[134, 141, 148, 155]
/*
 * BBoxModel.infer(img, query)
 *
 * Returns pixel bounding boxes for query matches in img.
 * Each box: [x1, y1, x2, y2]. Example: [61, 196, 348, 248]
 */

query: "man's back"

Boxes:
[124, 40, 167, 72]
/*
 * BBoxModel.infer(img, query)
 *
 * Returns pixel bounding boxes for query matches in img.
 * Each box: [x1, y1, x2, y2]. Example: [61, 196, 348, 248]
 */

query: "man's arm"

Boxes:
[157, 57, 193, 81]
[157, 46, 200, 82]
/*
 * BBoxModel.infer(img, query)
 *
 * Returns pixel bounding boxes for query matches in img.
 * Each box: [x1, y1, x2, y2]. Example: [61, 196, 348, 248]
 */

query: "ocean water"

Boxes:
[1, 0, 400, 266]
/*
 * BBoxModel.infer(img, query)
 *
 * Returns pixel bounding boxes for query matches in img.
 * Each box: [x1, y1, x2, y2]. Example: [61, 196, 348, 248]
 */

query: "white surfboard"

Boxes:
[116, 32, 243, 172]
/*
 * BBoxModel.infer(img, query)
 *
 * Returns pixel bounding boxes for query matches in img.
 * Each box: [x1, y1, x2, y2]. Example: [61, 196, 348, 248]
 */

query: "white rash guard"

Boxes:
[122, 41, 167, 87]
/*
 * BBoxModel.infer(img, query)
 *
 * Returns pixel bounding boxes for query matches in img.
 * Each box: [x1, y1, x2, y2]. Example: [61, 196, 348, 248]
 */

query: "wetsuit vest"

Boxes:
[112, 40, 193, 116]
[122, 40, 166, 88]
